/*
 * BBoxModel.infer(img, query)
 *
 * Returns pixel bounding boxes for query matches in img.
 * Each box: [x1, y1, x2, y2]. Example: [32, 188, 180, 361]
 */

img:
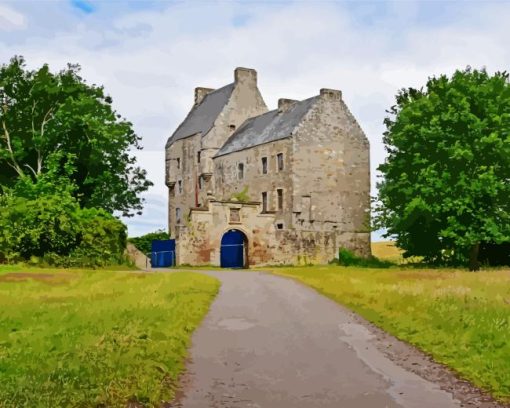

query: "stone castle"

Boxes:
[165, 68, 370, 267]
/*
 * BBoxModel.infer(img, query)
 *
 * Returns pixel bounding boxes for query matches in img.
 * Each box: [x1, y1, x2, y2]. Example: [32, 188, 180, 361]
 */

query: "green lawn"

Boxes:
[264, 265, 510, 402]
[0, 267, 219, 407]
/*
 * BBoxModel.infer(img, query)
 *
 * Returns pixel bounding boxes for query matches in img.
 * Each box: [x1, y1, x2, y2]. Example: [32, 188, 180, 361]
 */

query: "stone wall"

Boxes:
[166, 134, 201, 237]
[199, 68, 267, 203]
[291, 89, 371, 257]
[176, 199, 364, 266]
[213, 138, 294, 229]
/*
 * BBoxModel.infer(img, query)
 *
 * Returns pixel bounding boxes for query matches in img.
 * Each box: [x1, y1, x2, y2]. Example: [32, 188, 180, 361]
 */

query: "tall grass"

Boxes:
[0, 268, 219, 407]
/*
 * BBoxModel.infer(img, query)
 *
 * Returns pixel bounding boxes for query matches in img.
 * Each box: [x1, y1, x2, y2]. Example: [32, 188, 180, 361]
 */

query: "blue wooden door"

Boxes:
[220, 230, 245, 268]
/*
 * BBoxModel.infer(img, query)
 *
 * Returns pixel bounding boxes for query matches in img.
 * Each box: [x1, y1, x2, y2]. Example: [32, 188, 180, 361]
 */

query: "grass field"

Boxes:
[266, 265, 510, 402]
[0, 267, 219, 407]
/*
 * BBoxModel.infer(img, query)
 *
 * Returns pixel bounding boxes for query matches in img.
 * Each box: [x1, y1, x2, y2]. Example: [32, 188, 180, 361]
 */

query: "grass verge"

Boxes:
[264, 265, 510, 402]
[0, 267, 219, 407]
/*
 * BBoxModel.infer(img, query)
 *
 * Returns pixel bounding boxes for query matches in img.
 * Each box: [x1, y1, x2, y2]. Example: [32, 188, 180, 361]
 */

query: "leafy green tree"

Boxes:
[375, 67, 510, 270]
[0, 55, 152, 216]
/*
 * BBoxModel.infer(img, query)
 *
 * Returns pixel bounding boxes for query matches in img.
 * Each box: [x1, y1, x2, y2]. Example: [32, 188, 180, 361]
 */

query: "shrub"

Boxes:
[0, 186, 127, 267]
[0, 189, 81, 262]
[230, 186, 250, 203]
[66, 208, 127, 267]
[335, 248, 393, 268]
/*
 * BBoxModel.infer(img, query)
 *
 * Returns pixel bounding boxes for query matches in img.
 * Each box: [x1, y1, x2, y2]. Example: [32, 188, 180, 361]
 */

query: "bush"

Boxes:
[128, 229, 170, 255]
[335, 248, 393, 268]
[65, 208, 127, 267]
[0, 186, 127, 267]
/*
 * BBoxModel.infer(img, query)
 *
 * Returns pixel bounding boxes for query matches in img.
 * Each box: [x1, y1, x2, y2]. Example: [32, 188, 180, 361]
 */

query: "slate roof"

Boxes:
[215, 96, 318, 157]
[165, 83, 235, 148]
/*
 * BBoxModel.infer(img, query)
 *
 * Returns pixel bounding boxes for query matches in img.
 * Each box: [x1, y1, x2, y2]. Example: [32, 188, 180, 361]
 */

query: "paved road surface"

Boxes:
[171, 271, 461, 408]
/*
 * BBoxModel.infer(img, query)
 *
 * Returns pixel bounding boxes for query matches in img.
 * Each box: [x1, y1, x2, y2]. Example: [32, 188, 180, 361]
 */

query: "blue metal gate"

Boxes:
[150, 239, 176, 268]
[220, 230, 245, 268]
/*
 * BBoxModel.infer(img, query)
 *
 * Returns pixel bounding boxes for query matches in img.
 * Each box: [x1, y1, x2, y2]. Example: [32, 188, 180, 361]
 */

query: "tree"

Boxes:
[375, 67, 510, 270]
[0, 55, 152, 216]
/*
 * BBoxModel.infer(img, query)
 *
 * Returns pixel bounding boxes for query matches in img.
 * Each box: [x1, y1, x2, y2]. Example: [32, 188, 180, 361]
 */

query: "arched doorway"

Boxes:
[220, 229, 248, 268]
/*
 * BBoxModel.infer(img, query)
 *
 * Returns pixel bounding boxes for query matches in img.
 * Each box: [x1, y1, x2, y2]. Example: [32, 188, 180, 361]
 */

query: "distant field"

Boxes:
[371, 241, 403, 262]
[371, 241, 422, 264]
[0, 267, 219, 407]
[266, 265, 510, 402]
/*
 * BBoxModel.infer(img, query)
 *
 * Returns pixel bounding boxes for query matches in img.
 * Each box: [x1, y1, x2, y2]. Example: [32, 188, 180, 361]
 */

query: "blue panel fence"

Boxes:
[149, 239, 176, 268]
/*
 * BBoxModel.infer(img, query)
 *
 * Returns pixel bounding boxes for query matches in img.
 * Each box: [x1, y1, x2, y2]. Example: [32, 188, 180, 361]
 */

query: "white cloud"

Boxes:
[0, 4, 26, 31]
[1, 1, 509, 237]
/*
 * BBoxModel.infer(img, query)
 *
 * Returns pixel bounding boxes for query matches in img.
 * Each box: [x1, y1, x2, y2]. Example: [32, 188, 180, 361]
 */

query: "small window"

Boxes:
[277, 153, 284, 171]
[176, 208, 182, 224]
[261, 157, 268, 174]
[238, 163, 244, 180]
[178, 180, 183, 194]
[229, 124, 236, 131]
[230, 208, 240, 223]
[197, 151, 201, 164]
[262, 192, 267, 212]
[198, 176, 203, 190]
[276, 223, 284, 230]
[277, 188, 283, 210]
[176, 158, 181, 169]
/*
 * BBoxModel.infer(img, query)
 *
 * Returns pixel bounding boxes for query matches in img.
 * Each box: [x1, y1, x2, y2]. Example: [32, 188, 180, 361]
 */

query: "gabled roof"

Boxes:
[215, 96, 318, 157]
[165, 83, 235, 148]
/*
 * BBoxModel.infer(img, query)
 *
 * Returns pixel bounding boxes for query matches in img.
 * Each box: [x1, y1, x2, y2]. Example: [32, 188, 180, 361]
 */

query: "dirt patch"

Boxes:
[0, 272, 75, 285]
[395, 271, 453, 280]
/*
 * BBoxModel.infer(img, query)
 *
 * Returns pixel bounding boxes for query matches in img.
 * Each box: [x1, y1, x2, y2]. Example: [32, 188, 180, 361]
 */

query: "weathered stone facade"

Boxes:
[166, 68, 370, 266]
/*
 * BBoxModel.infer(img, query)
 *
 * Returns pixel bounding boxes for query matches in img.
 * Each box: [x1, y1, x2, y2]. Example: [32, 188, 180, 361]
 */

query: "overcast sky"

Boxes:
[1, 0, 509, 238]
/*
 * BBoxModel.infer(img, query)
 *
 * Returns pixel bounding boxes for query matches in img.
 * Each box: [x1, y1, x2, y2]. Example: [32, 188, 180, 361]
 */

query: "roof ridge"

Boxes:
[165, 82, 235, 148]
[215, 95, 319, 157]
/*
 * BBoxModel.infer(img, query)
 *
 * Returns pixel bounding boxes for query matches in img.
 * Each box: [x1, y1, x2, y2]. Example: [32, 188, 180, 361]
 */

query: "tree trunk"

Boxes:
[469, 243, 480, 271]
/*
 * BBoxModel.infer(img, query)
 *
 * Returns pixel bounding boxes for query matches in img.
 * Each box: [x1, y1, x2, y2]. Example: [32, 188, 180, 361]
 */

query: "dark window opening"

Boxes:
[176, 158, 181, 169]
[197, 151, 201, 163]
[238, 163, 244, 180]
[276, 223, 284, 230]
[262, 157, 268, 174]
[178, 180, 183, 194]
[262, 192, 268, 212]
[198, 176, 203, 190]
[277, 153, 284, 171]
[277, 188, 283, 210]
[229, 124, 236, 130]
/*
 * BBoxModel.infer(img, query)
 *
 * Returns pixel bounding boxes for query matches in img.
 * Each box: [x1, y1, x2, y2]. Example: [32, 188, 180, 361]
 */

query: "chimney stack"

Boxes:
[278, 98, 298, 113]
[319, 88, 342, 100]
[234, 67, 257, 85]
[195, 87, 214, 106]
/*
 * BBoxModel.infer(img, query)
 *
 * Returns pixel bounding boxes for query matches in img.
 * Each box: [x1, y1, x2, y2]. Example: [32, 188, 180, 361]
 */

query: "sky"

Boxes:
[1, 0, 509, 238]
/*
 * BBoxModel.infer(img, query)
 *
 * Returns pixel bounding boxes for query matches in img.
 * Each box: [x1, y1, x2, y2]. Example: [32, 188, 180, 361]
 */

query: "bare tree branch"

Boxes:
[24, 163, 37, 178]
[37, 106, 55, 174]
[1, 116, 25, 177]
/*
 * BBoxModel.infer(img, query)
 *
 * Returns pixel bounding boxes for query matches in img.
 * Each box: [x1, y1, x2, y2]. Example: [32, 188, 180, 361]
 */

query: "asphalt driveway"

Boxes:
[170, 271, 463, 408]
